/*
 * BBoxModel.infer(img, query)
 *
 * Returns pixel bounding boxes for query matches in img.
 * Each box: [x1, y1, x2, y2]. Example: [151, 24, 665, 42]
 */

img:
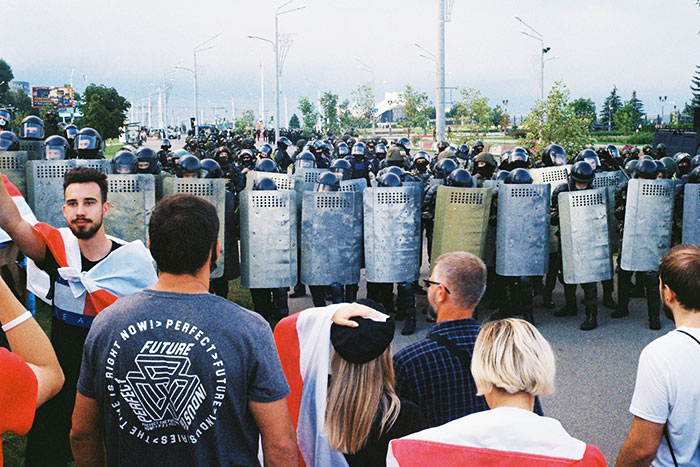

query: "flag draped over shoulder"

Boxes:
[26, 223, 157, 324]
[0, 175, 37, 243]
[273, 305, 349, 467]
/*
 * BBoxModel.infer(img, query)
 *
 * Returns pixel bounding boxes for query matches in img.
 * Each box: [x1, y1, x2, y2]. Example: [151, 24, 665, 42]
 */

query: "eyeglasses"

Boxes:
[423, 278, 451, 294]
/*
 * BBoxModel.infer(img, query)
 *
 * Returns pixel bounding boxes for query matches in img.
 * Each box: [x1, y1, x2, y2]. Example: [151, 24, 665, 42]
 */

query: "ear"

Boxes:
[661, 282, 676, 304]
[214, 241, 221, 263]
[102, 201, 110, 217]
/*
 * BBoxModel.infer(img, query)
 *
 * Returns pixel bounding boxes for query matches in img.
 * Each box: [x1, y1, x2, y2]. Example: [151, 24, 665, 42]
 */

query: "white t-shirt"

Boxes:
[630, 326, 700, 466]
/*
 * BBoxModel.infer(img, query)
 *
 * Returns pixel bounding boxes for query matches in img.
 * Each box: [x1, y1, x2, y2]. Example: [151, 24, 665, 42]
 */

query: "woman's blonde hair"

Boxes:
[325, 347, 401, 454]
[471, 318, 556, 397]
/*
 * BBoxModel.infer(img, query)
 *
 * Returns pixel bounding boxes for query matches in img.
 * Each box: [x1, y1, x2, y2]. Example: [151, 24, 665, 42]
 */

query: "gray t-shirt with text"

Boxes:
[78, 289, 289, 466]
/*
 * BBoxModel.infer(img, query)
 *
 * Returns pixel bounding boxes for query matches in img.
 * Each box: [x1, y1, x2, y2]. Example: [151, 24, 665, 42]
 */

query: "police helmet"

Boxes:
[43, 135, 70, 160]
[606, 144, 620, 160]
[383, 166, 405, 178]
[569, 161, 595, 188]
[239, 149, 254, 163]
[259, 143, 273, 156]
[575, 149, 600, 170]
[75, 128, 103, 158]
[335, 142, 350, 157]
[505, 168, 534, 185]
[509, 147, 530, 168]
[396, 137, 412, 150]
[639, 154, 653, 162]
[445, 168, 473, 187]
[255, 158, 278, 173]
[295, 151, 317, 170]
[64, 124, 78, 140]
[473, 140, 485, 149]
[313, 171, 340, 192]
[377, 173, 402, 187]
[690, 155, 700, 170]
[253, 177, 278, 191]
[660, 157, 678, 179]
[433, 158, 458, 179]
[136, 148, 160, 174]
[437, 141, 449, 152]
[654, 160, 667, 178]
[161, 139, 171, 150]
[688, 166, 700, 183]
[112, 150, 138, 174]
[0, 131, 19, 152]
[374, 144, 387, 159]
[177, 155, 202, 178]
[351, 142, 367, 157]
[200, 159, 222, 179]
[634, 159, 658, 180]
[456, 144, 471, 160]
[330, 158, 352, 181]
[625, 159, 639, 175]
[542, 144, 567, 167]
[19, 116, 45, 140]
[495, 170, 511, 181]
[0, 109, 11, 129]
[277, 136, 292, 148]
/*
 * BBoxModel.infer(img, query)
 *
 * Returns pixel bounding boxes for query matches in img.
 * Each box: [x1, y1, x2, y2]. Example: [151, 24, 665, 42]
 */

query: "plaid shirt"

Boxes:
[393, 318, 487, 428]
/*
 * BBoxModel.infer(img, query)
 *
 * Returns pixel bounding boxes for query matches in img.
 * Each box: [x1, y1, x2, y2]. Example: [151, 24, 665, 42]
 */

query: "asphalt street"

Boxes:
[154, 136, 664, 464]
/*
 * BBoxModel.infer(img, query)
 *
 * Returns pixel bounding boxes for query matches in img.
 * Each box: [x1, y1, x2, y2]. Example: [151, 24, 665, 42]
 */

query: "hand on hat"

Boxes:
[332, 303, 388, 328]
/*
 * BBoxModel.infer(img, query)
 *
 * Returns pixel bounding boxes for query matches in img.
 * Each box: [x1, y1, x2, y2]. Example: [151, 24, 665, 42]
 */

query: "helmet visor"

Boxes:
[584, 155, 600, 170]
[21, 123, 44, 139]
[0, 139, 13, 151]
[45, 147, 66, 160]
[296, 160, 315, 169]
[551, 153, 566, 166]
[76, 135, 99, 150]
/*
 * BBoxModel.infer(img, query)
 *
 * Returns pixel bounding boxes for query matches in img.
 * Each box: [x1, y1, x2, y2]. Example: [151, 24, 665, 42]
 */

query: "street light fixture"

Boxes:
[515, 16, 552, 101]
[190, 32, 222, 137]
[659, 95, 668, 126]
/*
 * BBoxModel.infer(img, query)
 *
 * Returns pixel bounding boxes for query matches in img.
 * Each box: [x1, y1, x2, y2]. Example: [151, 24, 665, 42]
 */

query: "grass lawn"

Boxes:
[1, 278, 254, 466]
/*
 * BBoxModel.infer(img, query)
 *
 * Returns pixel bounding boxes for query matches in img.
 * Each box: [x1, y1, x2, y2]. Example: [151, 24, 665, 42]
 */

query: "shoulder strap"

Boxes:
[427, 333, 471, 368]
[677, 329, 700, 347]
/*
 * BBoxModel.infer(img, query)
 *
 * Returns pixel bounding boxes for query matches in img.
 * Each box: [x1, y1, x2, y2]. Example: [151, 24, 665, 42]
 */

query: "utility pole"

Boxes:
[436, 0, 446, 142]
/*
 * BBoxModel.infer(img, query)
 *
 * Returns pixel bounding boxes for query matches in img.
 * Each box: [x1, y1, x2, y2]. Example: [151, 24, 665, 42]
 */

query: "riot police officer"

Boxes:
[0, 131, 19, 152]
[157, 139, 172, 167]
[411, 151, 431, 182]
[236, 149, 256, 174]
[0, 108, 11, 131]
[255, 157, 279, 173]
[422, 158, 459, 262]
[329, 158, 352, 181]
[350, 142, 372, 184]
[135, 148, 161, 174]
[293, 151, 317, 173]
[43, 135, 70, 160]
[74, 128, 103, 159]
[550, 162, 601, 330]
[274, 136, 293, 171]
[176, 154, 202, 178]
[111, 150, 139, 174]
[470, 140, 485, 158]
[366, 172, 417, 335]
[44, 110, 60, 138]
[471, 152, 497, 186]
[613, 159, 663, 329]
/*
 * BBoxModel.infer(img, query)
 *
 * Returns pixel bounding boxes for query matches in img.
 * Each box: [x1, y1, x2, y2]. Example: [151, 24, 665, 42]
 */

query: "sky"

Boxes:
[4, 0, 700, 126]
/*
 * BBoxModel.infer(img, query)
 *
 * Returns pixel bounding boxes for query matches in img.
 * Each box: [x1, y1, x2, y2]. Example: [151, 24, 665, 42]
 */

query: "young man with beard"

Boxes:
[617, 245, 700, 466]
[0, 167, 157, 467]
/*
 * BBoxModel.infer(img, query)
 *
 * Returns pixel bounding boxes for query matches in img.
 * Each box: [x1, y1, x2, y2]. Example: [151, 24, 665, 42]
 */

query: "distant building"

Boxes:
[376, 91, 405, 123]
[9, 80, 30, 95]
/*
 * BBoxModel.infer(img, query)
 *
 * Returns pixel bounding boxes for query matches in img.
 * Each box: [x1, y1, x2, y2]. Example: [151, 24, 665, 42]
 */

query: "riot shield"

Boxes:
[431, 186, 493, 268]
[26, 159, 111, 227]
[428, 177, 443, 187]
[592, 171, 623, 253]
[18, 140, 43, 160]
[294, 168, 327, 212]
[620, 179, 675, 272]
[245, 170, 294, 191]
[495, 183, 551, 276]
[364, 185, 421, 283]
[162, 178, 227, 278]
[300, 191, 362, 285]
[558, 188, 613, 284]
[0, 151, 29, 197]
[682, 183, 700, 245]
[482, 179, 501, 189]
[104, 175, 155, 244]
[530, 165, 571, 188]
[239, 190, 297, 288]
[339, 178, 368, 193]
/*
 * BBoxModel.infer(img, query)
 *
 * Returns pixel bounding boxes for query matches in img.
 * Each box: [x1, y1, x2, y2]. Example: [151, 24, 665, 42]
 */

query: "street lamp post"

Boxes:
[355, 58, 376, 135]
[515, 16, 551, 101]
[175, 66, 196, 134]
[659, 96, 667, 126]
[190, 33, 221, 137]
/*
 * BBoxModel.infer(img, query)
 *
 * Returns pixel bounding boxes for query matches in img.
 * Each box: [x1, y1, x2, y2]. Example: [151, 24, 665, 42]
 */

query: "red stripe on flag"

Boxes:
[32, 223, 68, 267]
[273, 313, 305, 467]
[2, 174, 22, 198]
[390, 439, 606, 466]
[83, 289, 119, 317]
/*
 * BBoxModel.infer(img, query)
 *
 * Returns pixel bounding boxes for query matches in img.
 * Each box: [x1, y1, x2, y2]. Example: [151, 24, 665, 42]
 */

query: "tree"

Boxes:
[569, 98, 597, 126]
[0, 59, 13, 105]
[233, 109, 255, 134]
[298, 96, 317, 133]
[79, 84, 130, 141]
[400, 85, 429, 135]
[453, 88, 491, 139]
[489, 105, 504, 128]
[351, 84, 374, 129]
[613, 103, 637, 137]
[520, 81, 594, 159]
[627, 90, 645, 123]
[320, 91, 340, 134]
[690, 65, 700, 108]
[289, 113, 300, 129]
[600, 85, 623, 130]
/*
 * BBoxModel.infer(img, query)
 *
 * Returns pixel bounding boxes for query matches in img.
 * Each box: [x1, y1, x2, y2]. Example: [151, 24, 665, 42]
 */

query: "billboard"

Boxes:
[31, 86, 74, 108]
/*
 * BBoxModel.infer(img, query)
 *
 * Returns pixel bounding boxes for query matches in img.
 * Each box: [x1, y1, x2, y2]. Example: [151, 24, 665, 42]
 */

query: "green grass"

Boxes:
[2, 282, 254, 465]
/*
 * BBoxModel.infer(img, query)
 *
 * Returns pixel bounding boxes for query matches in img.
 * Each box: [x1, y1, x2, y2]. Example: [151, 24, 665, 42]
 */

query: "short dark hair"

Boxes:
[659, 244, 700, 311]
[434, 251, 487, 309]
[64, 167, 108, 203]
[148, 194, 219, 275]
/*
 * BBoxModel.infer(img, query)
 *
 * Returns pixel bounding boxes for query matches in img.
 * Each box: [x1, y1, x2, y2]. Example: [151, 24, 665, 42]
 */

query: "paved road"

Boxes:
[148, 135, 661, 463]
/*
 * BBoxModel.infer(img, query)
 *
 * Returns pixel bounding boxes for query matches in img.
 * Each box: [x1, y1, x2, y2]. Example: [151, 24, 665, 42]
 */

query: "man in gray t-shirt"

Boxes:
[71, 194, 297, 466]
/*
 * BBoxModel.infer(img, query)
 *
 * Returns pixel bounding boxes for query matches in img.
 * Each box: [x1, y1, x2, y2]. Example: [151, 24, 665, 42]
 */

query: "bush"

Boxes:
[602, 132, 654, 145]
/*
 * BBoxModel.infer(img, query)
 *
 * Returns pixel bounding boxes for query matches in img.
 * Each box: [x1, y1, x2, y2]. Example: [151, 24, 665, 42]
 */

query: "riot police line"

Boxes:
[0, 108, 698, 335]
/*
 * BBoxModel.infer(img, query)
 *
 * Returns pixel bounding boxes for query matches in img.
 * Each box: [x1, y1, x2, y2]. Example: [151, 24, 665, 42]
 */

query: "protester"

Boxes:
[617, 244, 700, 466]
[0, 275, 64, 466]
[392, 251, 490, 427]
[326, 300, 426, 466]
[387, 319, 606, 466]
[70, 194, 297, 466]
[0, 167, 157, 467]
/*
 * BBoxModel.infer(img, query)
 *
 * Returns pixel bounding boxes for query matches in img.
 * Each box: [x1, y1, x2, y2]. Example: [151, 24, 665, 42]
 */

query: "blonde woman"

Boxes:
[387, 319, 605, 466]
[325, 301, 426, 466]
